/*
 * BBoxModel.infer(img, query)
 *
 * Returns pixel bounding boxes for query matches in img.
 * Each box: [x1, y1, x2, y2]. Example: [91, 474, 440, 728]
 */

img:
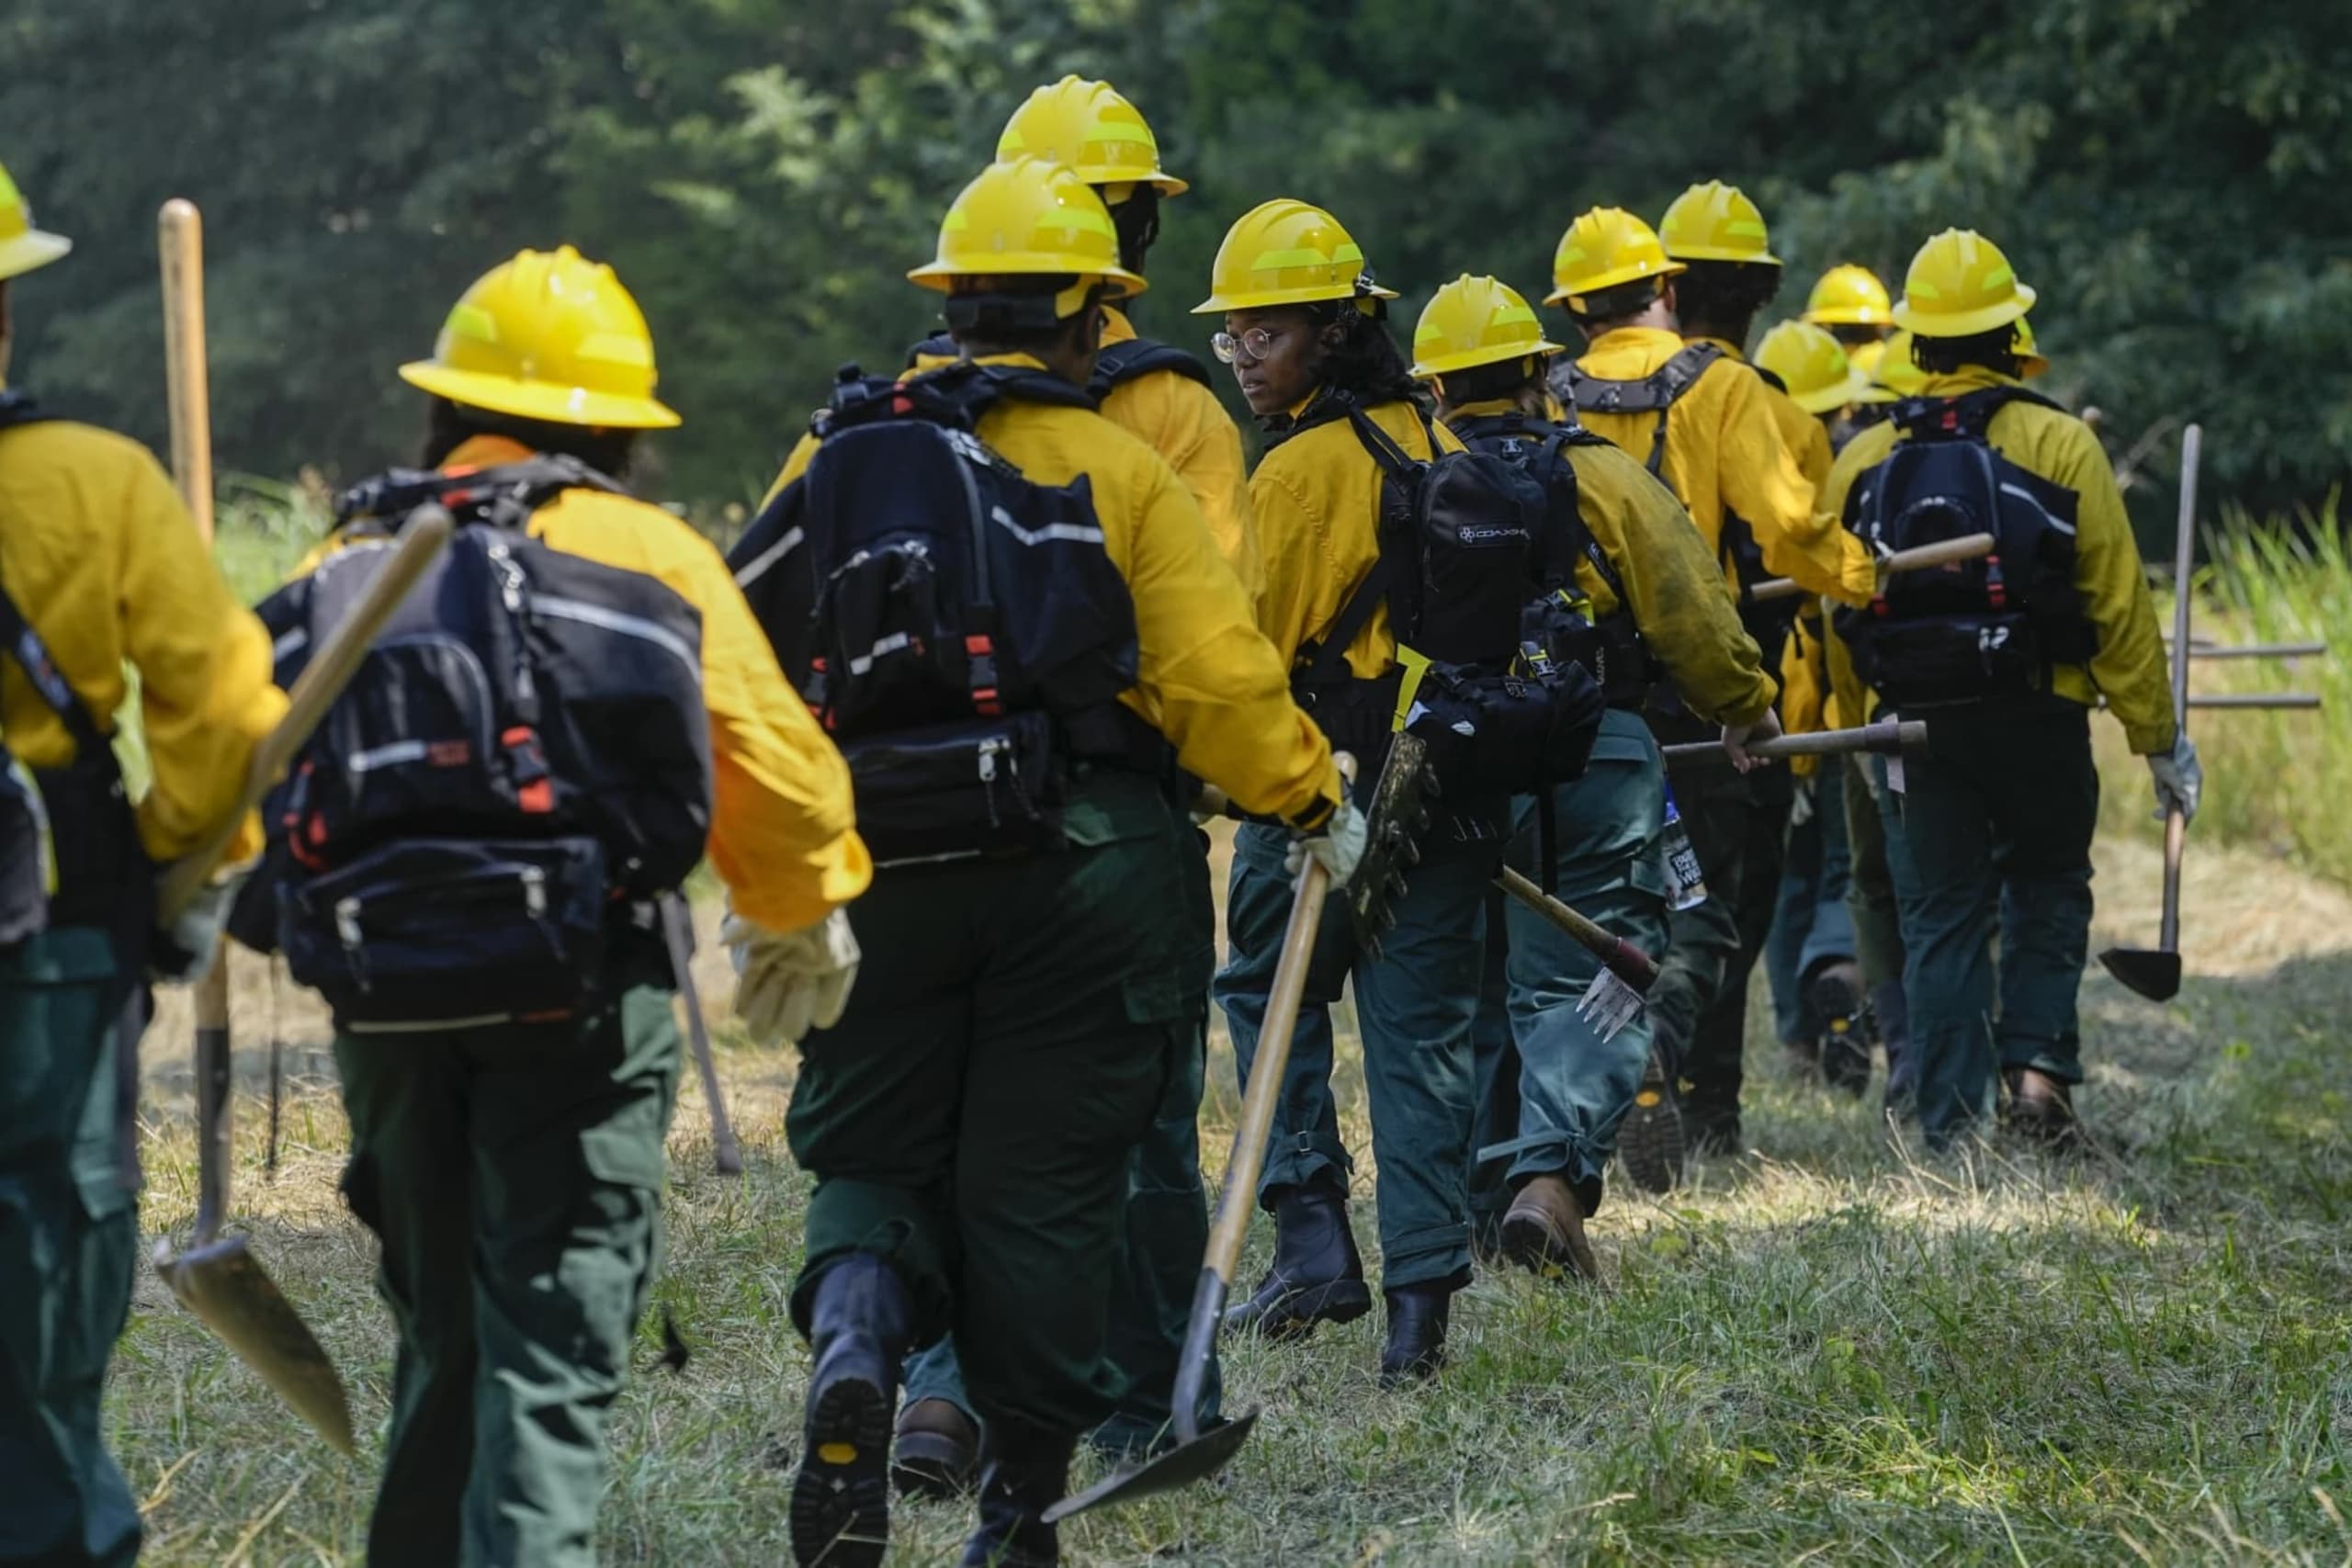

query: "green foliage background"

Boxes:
[6, 0, 2348, 526]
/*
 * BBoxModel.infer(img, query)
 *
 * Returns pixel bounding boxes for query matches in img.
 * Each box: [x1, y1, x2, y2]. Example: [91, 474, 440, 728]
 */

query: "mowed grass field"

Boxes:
[119, 817, 2352, 1565]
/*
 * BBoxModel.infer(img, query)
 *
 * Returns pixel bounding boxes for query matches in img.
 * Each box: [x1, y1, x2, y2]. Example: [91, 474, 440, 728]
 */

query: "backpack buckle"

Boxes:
[965, 634, 1002, 716]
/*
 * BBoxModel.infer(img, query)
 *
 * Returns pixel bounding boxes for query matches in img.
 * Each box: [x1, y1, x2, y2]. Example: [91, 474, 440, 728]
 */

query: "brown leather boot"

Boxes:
[2002, 1066, 2084, 1148]
[1498, 1174, 1600, 1282]
[892, 1397, 978, 1499]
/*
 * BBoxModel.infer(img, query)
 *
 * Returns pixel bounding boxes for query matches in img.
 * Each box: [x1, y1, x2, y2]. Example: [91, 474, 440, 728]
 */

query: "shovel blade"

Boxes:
[2098, 946, 2183, 1003]
[1575, 970, 1645, 1043]
[154, 1234, 356, 1454]
[1039, 1409, 1259, 1524]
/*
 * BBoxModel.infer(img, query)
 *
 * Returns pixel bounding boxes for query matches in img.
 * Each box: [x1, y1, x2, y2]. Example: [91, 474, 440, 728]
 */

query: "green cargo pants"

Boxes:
[1471, 713, 1672, 1219]
[1872, 696, 2098, 1145]
[899, 817, 1220, 1454]
[0, 928, 141, 1568]
[1652, 713, 1793, 1134]
[787, 772, 1189, 1441]
[333, 935, 681, 1568]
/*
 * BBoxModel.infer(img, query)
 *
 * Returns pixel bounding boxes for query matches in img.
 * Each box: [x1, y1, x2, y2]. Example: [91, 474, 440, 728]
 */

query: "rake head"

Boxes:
[1576, 969, 1645, 1043]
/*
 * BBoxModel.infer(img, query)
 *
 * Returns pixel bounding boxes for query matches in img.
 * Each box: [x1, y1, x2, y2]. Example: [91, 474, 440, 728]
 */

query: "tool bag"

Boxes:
[1, 392, 150, 951]
[1452, 411, 1662, 709]
[1294, 398, 1602, 799]
[251, 458, 712, 1029]
[1556, 341, 1800, 659]
[731, 361, 1144, 868]
[1831, 387, 2096, 707]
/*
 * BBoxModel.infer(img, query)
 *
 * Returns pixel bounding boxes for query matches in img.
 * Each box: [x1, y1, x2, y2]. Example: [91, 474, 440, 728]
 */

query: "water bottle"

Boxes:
[1661, 782, 1708, 910]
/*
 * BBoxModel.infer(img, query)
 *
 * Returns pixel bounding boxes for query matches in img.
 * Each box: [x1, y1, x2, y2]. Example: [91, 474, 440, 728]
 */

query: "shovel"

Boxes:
[2099, 423, 2201, 1002]
[1658, 719, 1927, 768]
[1491, 867, 1657, 1043]
[153, 506, 454, 1457]
[1747, 532, 1996, 604]
[1046, 753, 1402, 1522]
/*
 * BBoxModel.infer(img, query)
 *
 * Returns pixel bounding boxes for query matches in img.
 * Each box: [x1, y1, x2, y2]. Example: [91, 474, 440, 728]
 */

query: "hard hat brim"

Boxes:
[399, 360, 683, 430]
[1409, 338, 1566, 379]
[1189, 279, 1398, 315]
[1079, 166, 1188, 197]
[1542, 257, 1686, 308]
[1802, 304, 1893, 327]
[908, 257, 1147, 300]
[0, 228, 74, 283]
[1788, 367, 1875, 415]
[1891, 281, 2037, 339]
[1663, 245, 1783, 266]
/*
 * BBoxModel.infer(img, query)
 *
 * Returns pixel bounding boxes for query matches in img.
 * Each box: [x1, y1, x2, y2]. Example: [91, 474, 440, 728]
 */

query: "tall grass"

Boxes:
[2097, 498, 2350, 888]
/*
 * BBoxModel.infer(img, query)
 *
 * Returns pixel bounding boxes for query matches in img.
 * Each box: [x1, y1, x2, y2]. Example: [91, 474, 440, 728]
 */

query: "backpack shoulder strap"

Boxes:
[905, 333, 958, 369]
[0, 581, 107, 754]
[0, 390, 50, 433]
[1558, 343, 1722, 481]
[1752, 364, 1790, 396]
[1089, 337, 1214, 401]
[1894, 384, 2064, 443]
[1530, 429, 1626, 603]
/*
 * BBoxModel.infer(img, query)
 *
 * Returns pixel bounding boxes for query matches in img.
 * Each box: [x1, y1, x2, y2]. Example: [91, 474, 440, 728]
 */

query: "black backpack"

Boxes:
[1555, 342, 1801, 657]
[250, 458, 712, 1028]
[905, 331, 1212, 404]
[1831, 387, 2097, 708]
[1451, 411, 1662, 709]
[1, 393, 148, 951]
[730, 361, 1145, 868]
[1291, 397, 1602, 801]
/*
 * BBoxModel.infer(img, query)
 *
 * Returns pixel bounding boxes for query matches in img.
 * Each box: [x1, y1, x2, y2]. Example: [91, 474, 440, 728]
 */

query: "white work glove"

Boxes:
[1283, 797, 1369, 888]
[2147, 734, 2203, 824]
[1790, 777, 1817, 828]
[722, 907, 862, 1045]
[1721, 707, 1783, 773]
[148, 868, 247, 985]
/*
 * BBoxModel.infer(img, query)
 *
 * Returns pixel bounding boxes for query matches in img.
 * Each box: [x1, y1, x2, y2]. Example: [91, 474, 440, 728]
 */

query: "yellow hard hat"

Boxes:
[2015, 314, 2050, 379]
[996, 75, 1186, 197]
[1546, 207, 1684, 310]
[1409, 275, 1563, 378]
[909, 158, 1146, 315]
[0, 161, 73, 282]
[399, 245, 679, 429]
[1802, 264, 1893, 326]
[1192, 198, 1397, 315]
[1754, 321, 1870, 415]
[1658, 181, 1781, 266]
[1855, 328, 1929, 403]
[1894, 229, 2037, 338]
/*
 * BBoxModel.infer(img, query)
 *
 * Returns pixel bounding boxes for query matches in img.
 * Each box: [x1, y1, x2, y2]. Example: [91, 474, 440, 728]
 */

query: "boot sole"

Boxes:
[1618, 1056, 1687, 1195]
[890, 1427, 976, 1500]
[1224, 1278, 1374, 1342]
[1499, 1213, 1599, 1282]
[791, 1373, 892, 1568]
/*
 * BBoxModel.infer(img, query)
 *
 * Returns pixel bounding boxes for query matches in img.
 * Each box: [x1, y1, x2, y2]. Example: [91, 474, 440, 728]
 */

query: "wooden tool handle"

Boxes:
[160, 199, 214, 546]
[1494, 867, 1659, 992]
[158, 513, 454, 921]
[1748, 532, 1995, 604]
[1660, 719, 1927, 766]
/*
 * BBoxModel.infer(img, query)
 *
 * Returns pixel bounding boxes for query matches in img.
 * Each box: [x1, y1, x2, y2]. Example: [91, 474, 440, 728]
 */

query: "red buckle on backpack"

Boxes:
[965, 634, 1002, 716]
[1985, 555, 2008, 610]
[501, 726, 556, 813]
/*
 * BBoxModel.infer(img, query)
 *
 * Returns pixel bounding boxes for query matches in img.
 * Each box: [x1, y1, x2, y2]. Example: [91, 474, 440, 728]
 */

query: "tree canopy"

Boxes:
[5, 0, 2346, 534]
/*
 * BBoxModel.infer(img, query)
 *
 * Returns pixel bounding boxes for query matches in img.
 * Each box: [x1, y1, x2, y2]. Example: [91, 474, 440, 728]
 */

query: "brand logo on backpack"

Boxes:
[1832, 387, 2098, 708]
[249, 460, 713, 1029]
[730, 361, 1145, 868]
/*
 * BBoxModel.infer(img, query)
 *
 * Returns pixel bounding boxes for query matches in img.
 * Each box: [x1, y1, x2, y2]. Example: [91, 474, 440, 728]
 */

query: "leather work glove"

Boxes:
[1721, 706, 1784, 773]
[722, 907, 862, 1045]
[148, 868, 247, 985]
[1283, 797, 1369, 888]
[2147, 733, 2204, 825]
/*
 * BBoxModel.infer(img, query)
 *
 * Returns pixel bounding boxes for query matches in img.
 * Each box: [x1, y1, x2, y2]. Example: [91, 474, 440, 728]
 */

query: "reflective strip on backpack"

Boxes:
[732, 525, 805, 589]
[846, 633, 911, 676]
[1999, 481, 2075, 535]
[347, 739, 428, 773]
[532, 595, 702, 680]
[273, 627, 309, 664]
[988, 505, 1106, 547]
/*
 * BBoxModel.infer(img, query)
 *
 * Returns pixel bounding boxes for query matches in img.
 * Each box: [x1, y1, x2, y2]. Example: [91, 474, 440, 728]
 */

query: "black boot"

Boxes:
[791, 1255, 913, 1568]
[1222, 1179, 1372, 1340]
[1809, 960, 1872, 1098]
[1378, 1281, 1454, 1388]
[959, 1426, 1076, 1568]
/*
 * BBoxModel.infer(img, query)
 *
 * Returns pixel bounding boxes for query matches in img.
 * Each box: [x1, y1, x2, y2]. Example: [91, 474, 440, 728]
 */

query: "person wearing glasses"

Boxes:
[1198, 198, 1494, 1385]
